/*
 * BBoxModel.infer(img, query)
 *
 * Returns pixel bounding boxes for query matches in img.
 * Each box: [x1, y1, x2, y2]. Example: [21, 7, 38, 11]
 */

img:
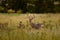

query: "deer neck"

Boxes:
[29, 20, 33, 25]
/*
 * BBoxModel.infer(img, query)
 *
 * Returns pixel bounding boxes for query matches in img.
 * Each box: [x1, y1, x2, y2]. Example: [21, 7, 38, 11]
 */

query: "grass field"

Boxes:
[0, 13, 60, 40]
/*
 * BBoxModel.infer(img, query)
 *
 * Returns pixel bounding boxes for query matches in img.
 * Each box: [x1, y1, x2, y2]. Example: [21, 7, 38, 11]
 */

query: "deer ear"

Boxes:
[33, 15, 35, 18]
[27, 14, 35, 19]
[27, 14, 30, 18]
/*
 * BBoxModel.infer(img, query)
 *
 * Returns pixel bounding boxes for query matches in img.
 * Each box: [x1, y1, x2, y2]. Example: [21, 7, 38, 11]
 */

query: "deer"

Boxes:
[28, 14, 44, 29]
[18, 21, 25, 29]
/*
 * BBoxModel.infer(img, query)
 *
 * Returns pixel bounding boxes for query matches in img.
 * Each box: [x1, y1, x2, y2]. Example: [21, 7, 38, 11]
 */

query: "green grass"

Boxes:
[0, 13, 60, 40]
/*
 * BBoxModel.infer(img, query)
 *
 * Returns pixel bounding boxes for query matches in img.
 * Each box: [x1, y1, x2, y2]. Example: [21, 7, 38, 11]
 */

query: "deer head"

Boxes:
[27, 14, 35, 22]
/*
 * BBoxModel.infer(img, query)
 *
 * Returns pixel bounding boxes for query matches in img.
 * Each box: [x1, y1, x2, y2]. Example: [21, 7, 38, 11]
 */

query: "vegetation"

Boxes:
[0, 14, 60, 40]
[0, 0, 60, 13]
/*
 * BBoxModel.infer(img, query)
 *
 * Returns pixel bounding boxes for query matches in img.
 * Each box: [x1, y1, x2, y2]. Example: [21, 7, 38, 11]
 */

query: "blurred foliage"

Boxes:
[0, 0, 60, 13]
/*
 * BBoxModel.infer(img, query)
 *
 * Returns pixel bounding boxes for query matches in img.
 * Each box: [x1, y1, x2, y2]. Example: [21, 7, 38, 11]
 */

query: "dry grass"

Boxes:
[0, 13, 60, 40]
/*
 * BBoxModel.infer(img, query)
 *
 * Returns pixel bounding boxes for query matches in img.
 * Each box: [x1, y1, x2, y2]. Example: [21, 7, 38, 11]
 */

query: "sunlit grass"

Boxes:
[0, 14, 60, 40]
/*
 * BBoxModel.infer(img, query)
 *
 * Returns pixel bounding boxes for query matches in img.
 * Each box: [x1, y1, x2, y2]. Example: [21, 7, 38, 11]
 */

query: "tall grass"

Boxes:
[0, 14, 60, 40]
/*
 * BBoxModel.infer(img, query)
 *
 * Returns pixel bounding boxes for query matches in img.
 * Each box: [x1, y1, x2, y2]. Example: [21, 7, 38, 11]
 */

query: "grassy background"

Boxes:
[0, 13, 60, 40]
